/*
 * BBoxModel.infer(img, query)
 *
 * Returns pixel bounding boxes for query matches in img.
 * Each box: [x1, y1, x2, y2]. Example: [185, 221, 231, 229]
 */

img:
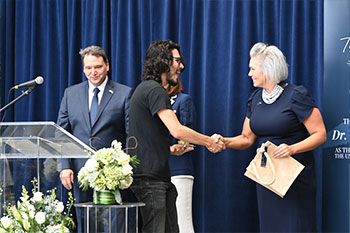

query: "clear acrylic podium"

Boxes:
[0, 121, 93, 216]
[0, 121, 94, 159]
[0, 121, 145, 232]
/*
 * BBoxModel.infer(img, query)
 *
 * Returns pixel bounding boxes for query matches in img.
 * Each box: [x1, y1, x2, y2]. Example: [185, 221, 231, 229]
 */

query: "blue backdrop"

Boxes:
[0, 0, 324, 232]
[323, 0, 350, 231]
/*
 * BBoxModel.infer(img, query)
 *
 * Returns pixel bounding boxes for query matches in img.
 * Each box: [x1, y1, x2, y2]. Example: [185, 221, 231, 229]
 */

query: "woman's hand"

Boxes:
[271, 143, 294, 158]
[170, 144, 194, 156]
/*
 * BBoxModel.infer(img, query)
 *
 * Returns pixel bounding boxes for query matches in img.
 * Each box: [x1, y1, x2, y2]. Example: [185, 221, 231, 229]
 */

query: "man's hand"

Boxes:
[170, 144, 195, 156]
[206, 133, 226, 153]
[60, 169, 74, 190]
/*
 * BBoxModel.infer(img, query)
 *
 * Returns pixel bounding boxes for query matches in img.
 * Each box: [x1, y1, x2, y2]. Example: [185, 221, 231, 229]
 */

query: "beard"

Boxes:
[166, 73, 178, 86]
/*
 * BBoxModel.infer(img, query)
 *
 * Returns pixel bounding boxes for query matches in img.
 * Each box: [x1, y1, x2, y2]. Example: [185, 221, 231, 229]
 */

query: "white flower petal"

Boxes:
[1, 216, 13, 229]
[35, 212, 46, 224]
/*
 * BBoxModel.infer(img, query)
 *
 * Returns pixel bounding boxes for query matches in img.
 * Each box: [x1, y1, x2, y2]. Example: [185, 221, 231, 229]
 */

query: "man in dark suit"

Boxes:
[57, 45, 132, 232]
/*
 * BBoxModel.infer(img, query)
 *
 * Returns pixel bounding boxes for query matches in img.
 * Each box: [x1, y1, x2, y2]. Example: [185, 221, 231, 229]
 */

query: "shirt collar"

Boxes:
[88, 76, 108, 94]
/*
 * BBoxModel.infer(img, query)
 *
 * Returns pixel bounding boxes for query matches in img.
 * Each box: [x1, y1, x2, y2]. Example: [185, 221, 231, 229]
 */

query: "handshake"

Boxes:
[207, 133, 226, 153]
[170, 134, 226, 156]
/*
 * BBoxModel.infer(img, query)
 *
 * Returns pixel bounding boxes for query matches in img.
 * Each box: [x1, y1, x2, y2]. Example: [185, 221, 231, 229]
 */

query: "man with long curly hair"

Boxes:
[128, 40, 225, 233]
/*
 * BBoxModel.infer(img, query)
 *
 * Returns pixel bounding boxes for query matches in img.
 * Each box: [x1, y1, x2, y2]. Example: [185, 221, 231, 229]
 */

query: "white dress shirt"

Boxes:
[88, 77, 108, 110]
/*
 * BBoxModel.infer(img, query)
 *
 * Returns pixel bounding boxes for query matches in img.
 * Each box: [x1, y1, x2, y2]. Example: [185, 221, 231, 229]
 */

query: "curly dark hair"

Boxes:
[142, 40, 184, 83]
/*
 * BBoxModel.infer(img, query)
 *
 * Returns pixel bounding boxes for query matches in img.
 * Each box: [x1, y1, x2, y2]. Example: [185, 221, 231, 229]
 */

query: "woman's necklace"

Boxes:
[262, 84, 284, 104]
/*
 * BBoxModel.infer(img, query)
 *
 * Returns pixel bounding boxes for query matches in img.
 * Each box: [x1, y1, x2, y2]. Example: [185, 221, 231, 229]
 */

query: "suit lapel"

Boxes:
[80, 82, 90, 129]
[91, 79, 115, 127]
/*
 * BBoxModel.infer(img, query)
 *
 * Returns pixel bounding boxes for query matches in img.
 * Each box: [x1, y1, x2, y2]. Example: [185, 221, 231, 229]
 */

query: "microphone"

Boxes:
[1, 76, 44, 114]
[13, 76, 44, 89]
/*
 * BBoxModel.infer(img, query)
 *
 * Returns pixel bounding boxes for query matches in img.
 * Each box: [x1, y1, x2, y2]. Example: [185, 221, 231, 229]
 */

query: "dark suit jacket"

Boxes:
[57, 78, 132, 202]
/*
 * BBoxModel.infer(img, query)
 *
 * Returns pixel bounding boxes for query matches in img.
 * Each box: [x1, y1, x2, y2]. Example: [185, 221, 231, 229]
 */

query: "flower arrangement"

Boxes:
[0, 178, 75, 233]
[78, 140, 139, 204]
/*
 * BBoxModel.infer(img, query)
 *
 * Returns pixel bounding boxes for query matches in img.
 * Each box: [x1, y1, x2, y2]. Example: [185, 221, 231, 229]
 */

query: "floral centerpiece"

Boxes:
[78, 140, 138, 205]
[0, 178, 75, 233]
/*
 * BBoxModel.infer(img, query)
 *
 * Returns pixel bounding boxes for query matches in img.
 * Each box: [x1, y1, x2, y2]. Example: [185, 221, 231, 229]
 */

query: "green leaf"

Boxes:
[114, 190, 122, 205]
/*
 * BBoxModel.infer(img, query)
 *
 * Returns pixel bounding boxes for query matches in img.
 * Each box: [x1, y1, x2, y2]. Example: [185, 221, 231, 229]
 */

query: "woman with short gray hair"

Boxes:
[222, 42, 326, 232]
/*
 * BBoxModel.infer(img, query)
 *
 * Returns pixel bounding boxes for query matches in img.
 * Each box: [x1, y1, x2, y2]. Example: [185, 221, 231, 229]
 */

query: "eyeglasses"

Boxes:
[172, 56, 185, 66]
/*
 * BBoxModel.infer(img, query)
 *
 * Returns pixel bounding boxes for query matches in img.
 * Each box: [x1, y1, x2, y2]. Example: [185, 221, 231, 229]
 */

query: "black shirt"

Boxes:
[128, 79, 173, 181]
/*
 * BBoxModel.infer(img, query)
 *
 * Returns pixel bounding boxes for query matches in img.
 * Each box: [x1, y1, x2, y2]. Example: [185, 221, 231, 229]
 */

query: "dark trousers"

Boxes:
[131, 177, 179, 233]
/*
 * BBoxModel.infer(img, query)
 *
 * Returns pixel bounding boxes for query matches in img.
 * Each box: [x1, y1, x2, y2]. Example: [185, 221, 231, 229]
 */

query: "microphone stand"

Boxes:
[0, 86, 35, 113]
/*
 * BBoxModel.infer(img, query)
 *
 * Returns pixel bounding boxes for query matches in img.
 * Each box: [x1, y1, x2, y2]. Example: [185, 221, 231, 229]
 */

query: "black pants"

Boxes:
[131, 177, 179, 233]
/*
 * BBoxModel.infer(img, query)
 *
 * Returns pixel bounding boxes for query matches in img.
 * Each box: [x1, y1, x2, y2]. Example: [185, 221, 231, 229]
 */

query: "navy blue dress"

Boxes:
[169, 92, 196, 176]
[247, 84, 317, 232]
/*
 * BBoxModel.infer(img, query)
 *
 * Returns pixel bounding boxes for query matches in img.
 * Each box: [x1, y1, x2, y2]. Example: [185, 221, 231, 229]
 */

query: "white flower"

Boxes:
[117, 152, 130, 166]
[120, 179, 132, 189]
[84, 158, 99, 172]
[33, 191, 43, 202]
[78, 139, 138, 194]
[35, 212, 46, 224]
[121, 164, 133, 176]
[112, 140, 122, 151]
[11, 206, 21, 221]
[28, 204, 35, 212]
[56, 202, 64, 213]
[0, 178, 74, 233]
[1, 216, 13, 229]
[29, 210, 35, 219]
[77, 167, 88, 179]
[21, 212, 28, 220]
[23, 219, 31, 231]
[28, 204, 36, 218]
[47, 224, 70, 233]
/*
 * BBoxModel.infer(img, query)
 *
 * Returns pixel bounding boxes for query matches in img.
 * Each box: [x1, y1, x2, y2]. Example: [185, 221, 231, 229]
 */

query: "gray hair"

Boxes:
[249, 42, 288, 84]
[79, 45, 109, 65]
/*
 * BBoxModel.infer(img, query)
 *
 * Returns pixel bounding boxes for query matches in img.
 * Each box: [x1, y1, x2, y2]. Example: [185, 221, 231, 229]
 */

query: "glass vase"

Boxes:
[93, 189, 117, 205]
